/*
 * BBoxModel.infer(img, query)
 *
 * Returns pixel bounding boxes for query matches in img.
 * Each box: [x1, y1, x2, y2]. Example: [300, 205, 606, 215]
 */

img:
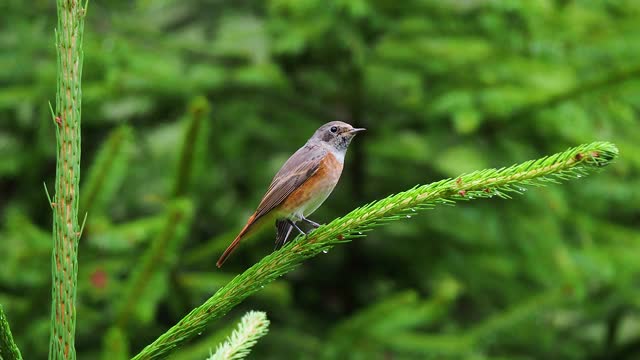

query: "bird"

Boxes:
[216, 121, 365, 267]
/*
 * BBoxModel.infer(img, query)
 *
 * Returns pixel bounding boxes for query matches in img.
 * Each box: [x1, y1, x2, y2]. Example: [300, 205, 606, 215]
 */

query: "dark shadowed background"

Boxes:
[1, 0, 640, 359]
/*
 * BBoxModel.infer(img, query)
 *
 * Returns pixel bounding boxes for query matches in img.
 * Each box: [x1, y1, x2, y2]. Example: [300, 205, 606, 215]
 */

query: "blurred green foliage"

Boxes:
[1, 0, 639, 359]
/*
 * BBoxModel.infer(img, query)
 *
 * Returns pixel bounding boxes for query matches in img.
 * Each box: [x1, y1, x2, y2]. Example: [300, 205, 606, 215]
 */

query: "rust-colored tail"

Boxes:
[216, 214, 256, 268]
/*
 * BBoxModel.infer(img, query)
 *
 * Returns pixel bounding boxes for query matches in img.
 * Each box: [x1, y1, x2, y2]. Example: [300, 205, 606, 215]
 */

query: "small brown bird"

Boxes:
[216, 121, 365, 267]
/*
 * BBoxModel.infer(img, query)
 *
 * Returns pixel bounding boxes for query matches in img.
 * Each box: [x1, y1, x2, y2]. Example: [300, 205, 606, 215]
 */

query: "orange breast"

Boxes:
[281, 152, 343, 216]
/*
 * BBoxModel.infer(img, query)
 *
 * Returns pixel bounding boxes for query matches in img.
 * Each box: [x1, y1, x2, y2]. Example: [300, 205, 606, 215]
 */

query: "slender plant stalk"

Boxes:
[132, 141, 618, 360]
[80, 125, 133, 216]
[48, 0, 87, 359]
[0, 305, 22, 360]
[114, 199, 193, 328]
[172, 96, 211, 198]
[500, 65, 640, 121]
[355, 289, 565, 356]
[102, 327, 129, 360]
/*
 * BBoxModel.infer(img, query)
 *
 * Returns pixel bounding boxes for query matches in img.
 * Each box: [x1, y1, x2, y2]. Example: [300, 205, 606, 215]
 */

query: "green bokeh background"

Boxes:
[1, 1, 639, 359]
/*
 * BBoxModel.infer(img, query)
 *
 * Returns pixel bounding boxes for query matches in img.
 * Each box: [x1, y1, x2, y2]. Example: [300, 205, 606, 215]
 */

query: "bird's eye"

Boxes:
[330, 126, 338, 133]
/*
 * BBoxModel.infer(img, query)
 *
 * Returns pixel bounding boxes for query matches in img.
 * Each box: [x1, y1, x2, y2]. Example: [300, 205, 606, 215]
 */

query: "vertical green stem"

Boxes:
[49, 1, 87, 359]
[172, 97, 210, 198]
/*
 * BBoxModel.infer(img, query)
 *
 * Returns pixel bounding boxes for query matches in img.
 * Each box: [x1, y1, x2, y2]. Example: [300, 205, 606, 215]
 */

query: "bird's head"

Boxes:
[310, 121, 365, 152]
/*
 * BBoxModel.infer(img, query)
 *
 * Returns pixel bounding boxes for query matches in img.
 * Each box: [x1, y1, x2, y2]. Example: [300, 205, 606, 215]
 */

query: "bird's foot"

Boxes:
[287, 219, 308, 235]
[299, 216, 321, 229]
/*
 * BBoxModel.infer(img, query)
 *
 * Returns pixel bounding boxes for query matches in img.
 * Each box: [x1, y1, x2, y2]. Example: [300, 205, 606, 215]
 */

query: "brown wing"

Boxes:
[253, 143, 327, 221]
[216, 143, 326, 268]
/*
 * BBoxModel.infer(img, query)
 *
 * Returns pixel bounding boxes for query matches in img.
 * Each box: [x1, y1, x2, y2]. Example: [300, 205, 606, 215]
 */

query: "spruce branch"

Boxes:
[172, 96, 211, 198]
[207, 311, 270, 360]
[102, 327, 129, 360]
[0, 305, 22, 360]
[103, 200, 193, 357]
[375, 288, 566, 356]
[499, 65, 640, 121]
[132, 141, 618, 360]
[114, 199, 194, 329]
[48, 0, 87, 359]
[80, 125, 134, 216]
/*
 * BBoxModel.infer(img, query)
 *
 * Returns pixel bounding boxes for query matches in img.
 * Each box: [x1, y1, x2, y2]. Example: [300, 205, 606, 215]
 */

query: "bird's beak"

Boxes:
[349, 128, 366, 134]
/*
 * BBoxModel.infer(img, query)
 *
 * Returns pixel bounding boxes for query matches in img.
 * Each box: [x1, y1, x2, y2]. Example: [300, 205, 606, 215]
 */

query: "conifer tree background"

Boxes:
[1, 1, 639, 359]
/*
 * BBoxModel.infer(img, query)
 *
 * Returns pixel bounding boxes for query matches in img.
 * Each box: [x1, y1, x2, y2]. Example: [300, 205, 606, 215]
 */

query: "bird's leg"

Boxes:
[275, 219, 294, 250]
[287, 219, 308, 235]
[299, 215, 321, 229]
